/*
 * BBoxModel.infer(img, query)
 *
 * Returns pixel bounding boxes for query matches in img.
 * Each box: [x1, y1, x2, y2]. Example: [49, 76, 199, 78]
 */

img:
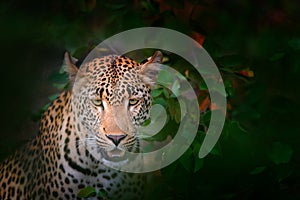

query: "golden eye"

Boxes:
[92, 99, 103, 107]
[129, 99, 139, 106]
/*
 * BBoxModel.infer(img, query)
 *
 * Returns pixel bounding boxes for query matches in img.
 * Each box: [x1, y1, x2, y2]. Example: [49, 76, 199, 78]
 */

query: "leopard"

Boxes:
[0, 50, 163, 199]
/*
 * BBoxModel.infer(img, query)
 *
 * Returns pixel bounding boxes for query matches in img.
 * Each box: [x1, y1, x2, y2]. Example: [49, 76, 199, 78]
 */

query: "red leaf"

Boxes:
[239, 69, 254, 77]
[191, 31, 205, 46]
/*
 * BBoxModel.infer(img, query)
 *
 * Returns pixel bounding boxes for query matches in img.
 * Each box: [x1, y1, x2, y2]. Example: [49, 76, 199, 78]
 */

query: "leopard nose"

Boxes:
[106, 134, 127, 146]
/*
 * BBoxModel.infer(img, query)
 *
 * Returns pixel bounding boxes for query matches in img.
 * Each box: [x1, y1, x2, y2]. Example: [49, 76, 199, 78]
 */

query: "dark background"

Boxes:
[0, 0, 299, 199]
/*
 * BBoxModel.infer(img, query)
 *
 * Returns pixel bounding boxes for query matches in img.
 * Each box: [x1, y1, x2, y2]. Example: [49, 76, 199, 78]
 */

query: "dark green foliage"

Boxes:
[1, 0, 299, 199]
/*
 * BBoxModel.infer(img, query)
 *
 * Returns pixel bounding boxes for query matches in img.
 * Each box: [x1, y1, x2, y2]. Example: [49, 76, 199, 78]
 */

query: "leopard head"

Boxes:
[65, 51, 162, 164]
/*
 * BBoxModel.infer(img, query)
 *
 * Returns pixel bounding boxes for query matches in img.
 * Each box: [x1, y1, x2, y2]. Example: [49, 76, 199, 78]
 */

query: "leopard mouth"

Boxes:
[107, 148, 125, 157]
[102, 157, 129, 166]
[101, 148, 128, 163]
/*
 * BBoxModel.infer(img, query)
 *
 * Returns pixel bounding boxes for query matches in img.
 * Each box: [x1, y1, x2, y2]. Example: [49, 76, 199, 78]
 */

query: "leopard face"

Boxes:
[68, 52, 162, 164]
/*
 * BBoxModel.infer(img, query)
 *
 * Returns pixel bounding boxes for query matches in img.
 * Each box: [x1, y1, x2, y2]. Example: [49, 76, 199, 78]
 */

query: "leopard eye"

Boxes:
[92, 99, 103, 107]
[129, 99, 139, 106]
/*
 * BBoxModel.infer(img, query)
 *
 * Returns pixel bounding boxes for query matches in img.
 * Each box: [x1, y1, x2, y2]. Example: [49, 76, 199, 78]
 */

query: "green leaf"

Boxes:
[269, 142, 293, 165]
[97, 189, 108, 198]
[275, 164, 293, 182]
[225, 79, 234, 96]
[41, 102, 51, 112]
[52, 83, 68, 90]
[229, 120, 247, 133]
[153, 97, 167, 107]
[201, 110, 211, 125]
[162, 88, 170, 99]
[48, 93, 60, 101]
[199, 81, 208, 90]
[193, 142, 204, 172]
[171, 79, 180, 97]
[158, 70, 174, 86]
[151, 88, 163, 98]
[174, 106, 181, 123]
[104, 3, 127, 10]
[288, 38, 300, 50]
[250, 166, 266, 175]
[194, 158, 204, 173]
[142, 118, 151, 126]
[179, 147, 193, 172]
[48, 71, 68, 83]
[209, 145, 222, 156]
[77, 186, 96, 198]
[167, 98, 181, 123]
[269, 52, 285, 61]
[140, 1, 157, 12]
[222, 120, 247, 143]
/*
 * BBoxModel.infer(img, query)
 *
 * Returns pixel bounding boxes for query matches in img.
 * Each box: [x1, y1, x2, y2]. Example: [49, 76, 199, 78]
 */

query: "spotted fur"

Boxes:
[0, 51, 162, 199]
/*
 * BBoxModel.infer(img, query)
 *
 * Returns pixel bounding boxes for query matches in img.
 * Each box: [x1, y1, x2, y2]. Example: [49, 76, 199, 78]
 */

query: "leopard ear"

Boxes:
[64, 52, 78, 86]
[64, 52, 89, 94]
[138, 51, 163, 89]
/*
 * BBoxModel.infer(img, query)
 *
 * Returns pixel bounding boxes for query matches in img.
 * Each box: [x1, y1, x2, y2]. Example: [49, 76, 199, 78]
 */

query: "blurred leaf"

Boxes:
[153, 97, 167, 107]
[48, 93, 60, 101]
[269, 142, 293, 165]
[238, 69, 254, 78]
[229, 120, 247, 133]
[194, 158, 204, 173]
[191, 31, 205, 46]
[250, 166, 266, 175]
[288, 38, 300, 50]
[274, 164, 293, 182]
[193, 142, 204, 172]
[97, 189, 108, 198]
[104, 2, 127, 10]
[142, 118, 151, 126]
[171, 79, 180, 97]
[167, 98, 181, 123]
[269, 52, 285, 61]
[151, 88, 163, 98]
[222, 120, 248, 144]
[77, 186, 96, 198]
[48, 72, 68, 84]
[201, 110, 211, 125]
[42, 103, 51, 112]
[225, 79, 234, 96]
[179, 147, 193, 172]
[141, 1, 158, 12]
[158, 70, 174, 85]
[58, 68, 66, 75]
[199, 80, 208, 90]
[209, 144, 222, 156]
[174, 105, 181, 123]
[199, 96, 210, 113]
[53, 83, 68, 90]
[162, 88, 170, 99]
